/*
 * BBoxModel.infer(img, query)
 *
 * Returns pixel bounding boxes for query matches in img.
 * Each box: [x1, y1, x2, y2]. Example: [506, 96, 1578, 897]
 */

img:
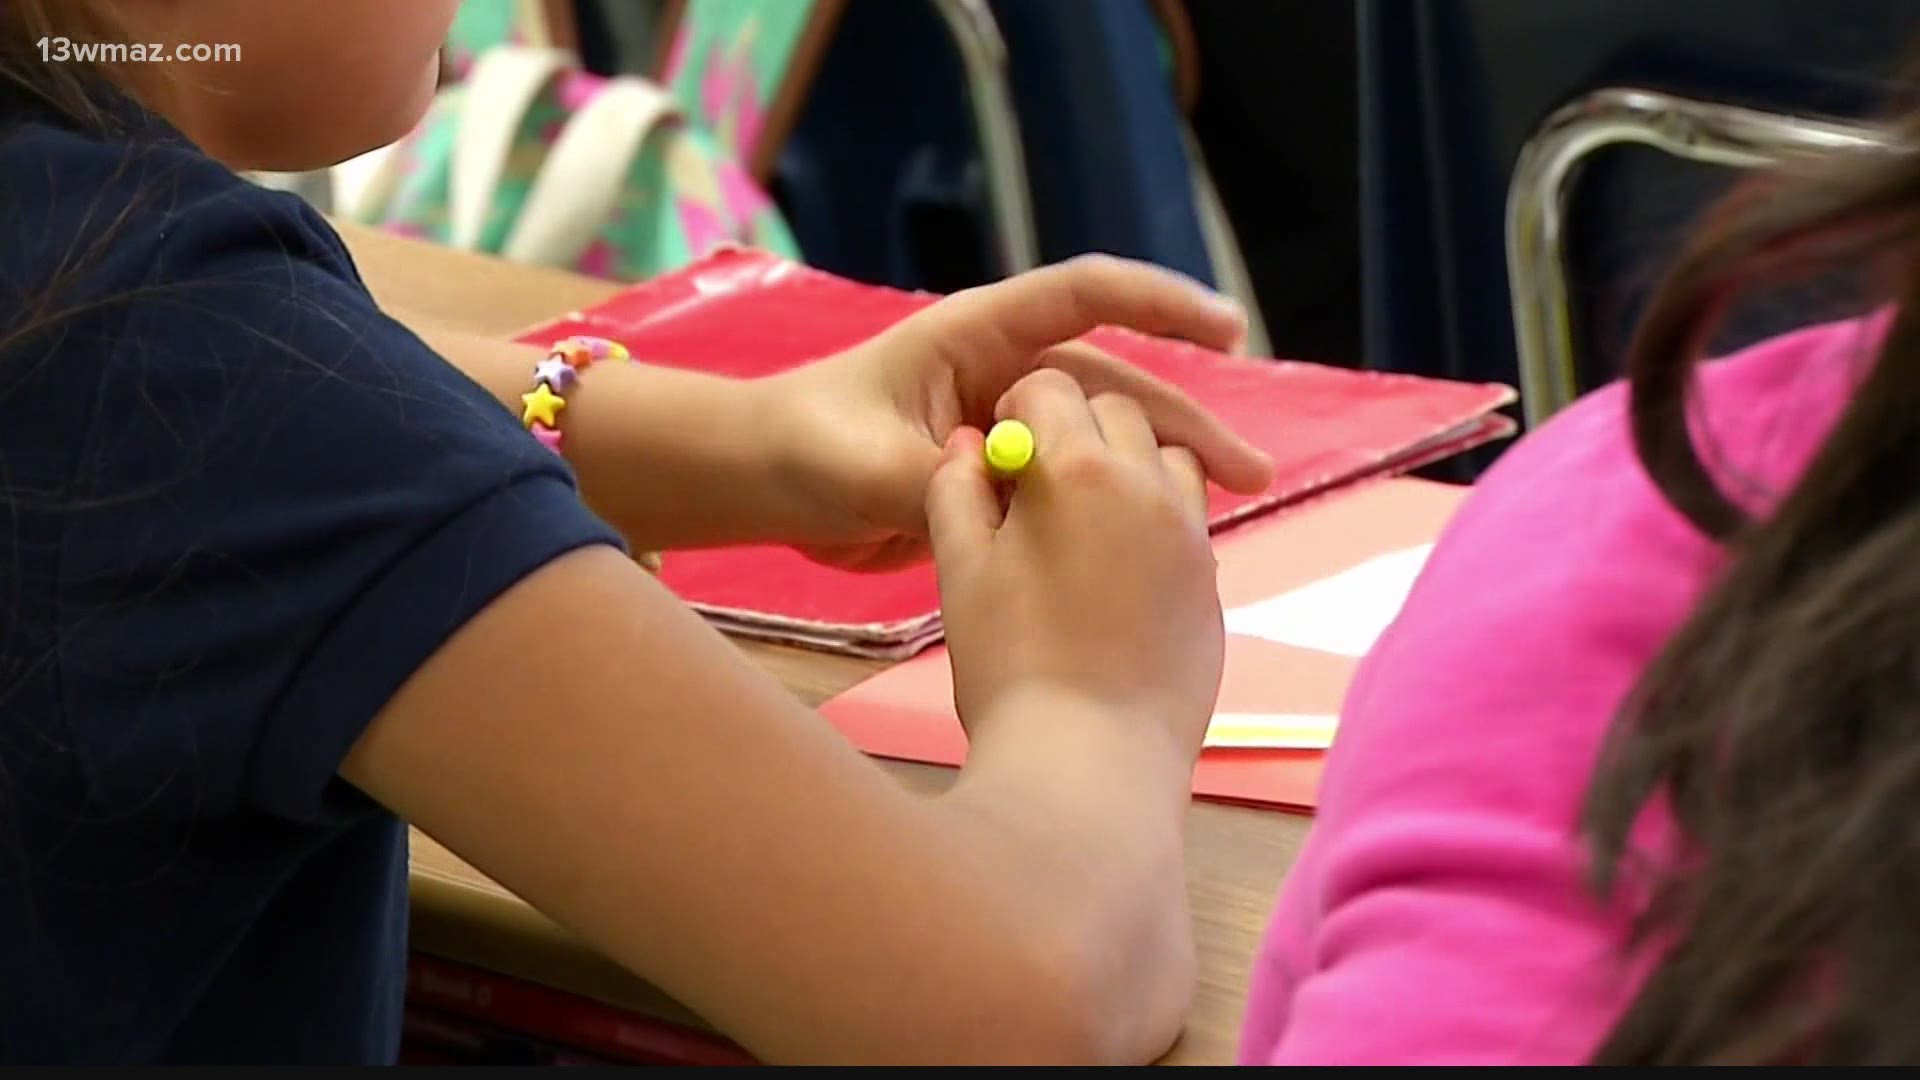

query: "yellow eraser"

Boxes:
[983, 419, 1035, 476]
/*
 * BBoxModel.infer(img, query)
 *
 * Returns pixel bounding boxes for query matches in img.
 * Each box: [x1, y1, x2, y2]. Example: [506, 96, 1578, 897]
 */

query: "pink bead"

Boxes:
[574, 335, 628, 361]
[531, 423, 564, 454]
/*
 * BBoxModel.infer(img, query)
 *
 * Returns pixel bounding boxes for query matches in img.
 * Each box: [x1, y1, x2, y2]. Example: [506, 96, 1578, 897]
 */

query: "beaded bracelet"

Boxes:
[521, 334, 630, 455]
[521, 334, 663, 574]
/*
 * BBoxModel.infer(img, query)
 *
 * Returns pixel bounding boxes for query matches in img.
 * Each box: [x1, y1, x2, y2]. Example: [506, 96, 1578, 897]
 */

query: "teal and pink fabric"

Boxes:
[358, 0, 803, 281]
[661, 0, 824, 168]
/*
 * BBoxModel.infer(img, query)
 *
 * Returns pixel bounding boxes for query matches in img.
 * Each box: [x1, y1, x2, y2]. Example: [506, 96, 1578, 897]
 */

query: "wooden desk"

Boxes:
[337, 221, 1313, 1065]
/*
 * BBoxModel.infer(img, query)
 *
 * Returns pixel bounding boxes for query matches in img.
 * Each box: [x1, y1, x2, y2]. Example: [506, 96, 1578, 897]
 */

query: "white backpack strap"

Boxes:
[449, 45, 572, 250]
[502, 75, 680, 268]
[328, 138, 407, 223]
[249, 169, 332, 212]
[334, 82, 472, 224]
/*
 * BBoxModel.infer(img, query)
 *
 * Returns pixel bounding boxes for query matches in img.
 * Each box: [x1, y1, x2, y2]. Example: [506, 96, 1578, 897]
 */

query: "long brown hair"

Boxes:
[0, 1, 153, 380]
[0, 0, 118, 131]
[1584, 89, 1920, 1062]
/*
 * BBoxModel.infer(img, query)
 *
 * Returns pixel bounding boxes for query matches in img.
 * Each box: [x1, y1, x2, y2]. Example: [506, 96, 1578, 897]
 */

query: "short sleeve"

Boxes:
[53, 188, 623, 823]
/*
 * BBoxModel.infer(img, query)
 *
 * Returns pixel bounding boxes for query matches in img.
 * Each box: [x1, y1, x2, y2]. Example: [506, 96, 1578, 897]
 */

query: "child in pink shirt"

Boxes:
[1239, 127, 1918, 1062]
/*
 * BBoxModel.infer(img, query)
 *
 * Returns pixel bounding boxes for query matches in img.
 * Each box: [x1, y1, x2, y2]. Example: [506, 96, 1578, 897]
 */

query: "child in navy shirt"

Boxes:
[0, 0, 1273, 1065]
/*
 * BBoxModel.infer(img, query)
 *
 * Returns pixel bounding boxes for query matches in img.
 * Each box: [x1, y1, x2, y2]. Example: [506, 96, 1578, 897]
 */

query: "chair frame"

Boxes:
[928, 0, 1041, 274]
[1504, 87, 1889, 427]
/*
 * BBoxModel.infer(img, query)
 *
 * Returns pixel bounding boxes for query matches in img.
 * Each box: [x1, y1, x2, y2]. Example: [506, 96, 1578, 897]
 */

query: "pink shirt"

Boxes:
[1237, 314, 1882, 1064]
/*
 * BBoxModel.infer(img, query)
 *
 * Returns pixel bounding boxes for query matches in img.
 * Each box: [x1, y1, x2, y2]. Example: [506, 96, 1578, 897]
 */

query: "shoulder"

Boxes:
[0, 108, 522, 506]
[1329, 310, 1877, 842]
[0, 106, 359, 311]
[0, 109, 416, 459]
[0, 113, 625, 824]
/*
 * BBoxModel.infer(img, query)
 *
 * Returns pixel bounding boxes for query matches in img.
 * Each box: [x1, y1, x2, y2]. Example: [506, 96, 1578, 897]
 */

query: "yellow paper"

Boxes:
[1203, 712, 1339, 751]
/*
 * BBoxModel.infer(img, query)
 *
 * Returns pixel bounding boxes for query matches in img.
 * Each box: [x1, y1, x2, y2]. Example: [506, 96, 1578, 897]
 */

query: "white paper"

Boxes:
[1223, 544, 1434, 658]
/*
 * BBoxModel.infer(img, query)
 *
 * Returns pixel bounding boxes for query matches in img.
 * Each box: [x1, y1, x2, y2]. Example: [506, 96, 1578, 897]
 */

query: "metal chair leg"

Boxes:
[928, 0, 1042, 275]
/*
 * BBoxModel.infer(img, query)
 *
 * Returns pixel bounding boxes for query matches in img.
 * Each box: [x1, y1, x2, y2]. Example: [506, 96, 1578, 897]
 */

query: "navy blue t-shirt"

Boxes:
[0, 97, 623, 1063]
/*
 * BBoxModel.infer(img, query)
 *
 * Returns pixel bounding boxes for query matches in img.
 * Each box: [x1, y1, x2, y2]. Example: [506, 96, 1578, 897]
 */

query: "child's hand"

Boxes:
[762, 256, 1274, 570]
[930, 371, 1223, 762]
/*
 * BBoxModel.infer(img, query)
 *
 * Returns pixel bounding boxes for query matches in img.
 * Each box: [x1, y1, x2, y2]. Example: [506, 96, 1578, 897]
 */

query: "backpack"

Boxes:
[325, 43, 800, 282]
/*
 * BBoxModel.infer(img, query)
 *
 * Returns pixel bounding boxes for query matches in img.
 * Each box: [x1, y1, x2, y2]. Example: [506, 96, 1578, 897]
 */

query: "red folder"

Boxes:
[517, 248, 1513, 657]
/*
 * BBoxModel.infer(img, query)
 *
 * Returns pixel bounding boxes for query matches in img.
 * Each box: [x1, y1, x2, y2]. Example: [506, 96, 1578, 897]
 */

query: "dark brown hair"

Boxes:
[1584, 92, 1920, 1062]
[0, 1, 152, 379]
[0, 1, 117, 131]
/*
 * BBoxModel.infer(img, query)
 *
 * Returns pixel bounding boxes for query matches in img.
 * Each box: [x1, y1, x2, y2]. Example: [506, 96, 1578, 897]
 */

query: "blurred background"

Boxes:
[271, 0, 1913, 479]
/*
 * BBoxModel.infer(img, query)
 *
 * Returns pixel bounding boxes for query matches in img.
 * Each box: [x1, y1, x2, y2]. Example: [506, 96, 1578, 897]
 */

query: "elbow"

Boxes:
[985, 912, 1197, 1065]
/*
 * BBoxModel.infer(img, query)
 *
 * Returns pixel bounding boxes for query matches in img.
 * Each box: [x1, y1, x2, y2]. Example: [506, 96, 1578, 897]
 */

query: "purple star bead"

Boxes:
[534, 356, 577, 390]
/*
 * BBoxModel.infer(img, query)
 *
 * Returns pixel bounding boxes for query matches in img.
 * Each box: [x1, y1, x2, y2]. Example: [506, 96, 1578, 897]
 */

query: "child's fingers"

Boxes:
[1042, 341, 1273, 495]
[1160, 446, 1209, 525]
[934, 254, 1247, 358]
[1089, 391, 1159, 461]
[926, 427, 1001, 582]
[993, 368, 1106, 457]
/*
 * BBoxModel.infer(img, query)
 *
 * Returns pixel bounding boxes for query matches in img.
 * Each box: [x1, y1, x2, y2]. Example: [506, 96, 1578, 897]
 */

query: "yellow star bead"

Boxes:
[603, 341, 629, 361]
[521, 383, 567, 428]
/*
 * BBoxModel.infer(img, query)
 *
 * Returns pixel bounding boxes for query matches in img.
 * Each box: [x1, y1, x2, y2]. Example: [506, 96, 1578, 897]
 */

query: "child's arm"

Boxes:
[54, 199, 1243, 1064]
[393, 257, 1273, 564]
[395, 317, 814, 551]
[341, 373, 1224, 1064]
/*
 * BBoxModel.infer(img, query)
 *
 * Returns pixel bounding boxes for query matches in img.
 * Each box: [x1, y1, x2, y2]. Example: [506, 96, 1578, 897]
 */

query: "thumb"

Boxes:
[926, 427, 1001, 584]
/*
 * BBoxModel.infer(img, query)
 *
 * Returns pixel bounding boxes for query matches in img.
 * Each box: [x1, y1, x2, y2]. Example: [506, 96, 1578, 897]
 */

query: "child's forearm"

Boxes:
[355, 543, 1201, 1062]
[937, 687, 1199, 1061]
[401, 316, 813, 551]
